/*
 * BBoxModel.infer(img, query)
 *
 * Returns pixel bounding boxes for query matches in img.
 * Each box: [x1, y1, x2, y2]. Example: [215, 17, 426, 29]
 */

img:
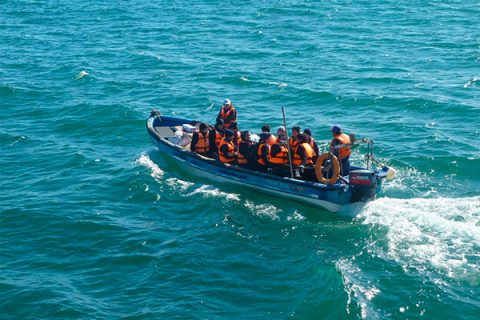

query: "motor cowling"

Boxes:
[349, 170, 377, 202]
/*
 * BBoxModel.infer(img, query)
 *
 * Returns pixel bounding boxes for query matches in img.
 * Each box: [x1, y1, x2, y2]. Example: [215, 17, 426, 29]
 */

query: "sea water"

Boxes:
[1, 0, 479, 318]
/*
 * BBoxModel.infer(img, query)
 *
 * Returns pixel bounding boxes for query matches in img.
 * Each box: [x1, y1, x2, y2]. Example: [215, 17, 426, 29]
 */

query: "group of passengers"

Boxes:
[190, 99, 352, 178]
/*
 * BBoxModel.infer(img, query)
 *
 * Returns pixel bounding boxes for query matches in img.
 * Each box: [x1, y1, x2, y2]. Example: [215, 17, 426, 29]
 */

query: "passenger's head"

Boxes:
[331, 125, 341, 136]
[216, 118, 225, 129]
[261, 124, 271, 133]
[277, 126, 286, 140]
[297, 133, 307, 144]
[241, 130, 250, 141]
[292, 126, 300, 137]
[260, 133, 271, 143]
[223, 99, 232, 109]
[303, 128, 312, 138]
[224, 129, 234, 141]
[199, 123, 208, 133]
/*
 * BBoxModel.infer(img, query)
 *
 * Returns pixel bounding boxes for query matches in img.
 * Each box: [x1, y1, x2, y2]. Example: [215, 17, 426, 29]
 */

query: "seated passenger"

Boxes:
[276, 126, 287, 144]
[219, 130, 237, 164]
[190, 123, 210, 156]
[237, 130, 253, 165]
[270, 141, 289, 165]
[261, 124, 276, 146]
[289, 126, 300, 151]
[208, 119, 225, 155]
[303, 128, 320, 162]
[255, 133, 272, 170]
[229, 121, 241, 148]
[293, 134, 314, 166]
[216, 99, 237, 129]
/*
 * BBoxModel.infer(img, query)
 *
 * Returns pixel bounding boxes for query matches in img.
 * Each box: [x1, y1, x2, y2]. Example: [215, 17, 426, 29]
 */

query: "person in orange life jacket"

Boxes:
[289, 126, 300, 151]
[219, 130, 237, 164]
[229, 121, 241, 148]
[256, 133, 272, 169]
[293, 134, 315, 166]
[208, 118, 225, 154]
[276, 126, 287, 144]
[261, 124, 276, 146]
[270, 140, 289, 165]
[237, 130, 253, 165]
[216, 99, 237, 129]
[330, 125, 351, 175]
[303, 128, 319, 162]
[190, 123, 210, 155]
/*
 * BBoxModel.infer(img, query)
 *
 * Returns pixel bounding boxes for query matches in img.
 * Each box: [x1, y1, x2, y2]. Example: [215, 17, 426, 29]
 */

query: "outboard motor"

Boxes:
[349, 170, 377, 202]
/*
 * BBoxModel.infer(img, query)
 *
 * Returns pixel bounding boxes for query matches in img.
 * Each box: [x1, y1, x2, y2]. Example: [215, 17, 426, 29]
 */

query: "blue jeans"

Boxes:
[340, 156, 350, 176]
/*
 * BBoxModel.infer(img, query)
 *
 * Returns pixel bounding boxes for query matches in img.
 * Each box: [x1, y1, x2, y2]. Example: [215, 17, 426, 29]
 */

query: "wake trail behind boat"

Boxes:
[358, 196, 480, 284]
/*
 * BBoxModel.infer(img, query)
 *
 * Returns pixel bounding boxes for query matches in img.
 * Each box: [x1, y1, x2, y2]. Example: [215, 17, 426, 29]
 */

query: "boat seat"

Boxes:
[154, 126, 176, 138]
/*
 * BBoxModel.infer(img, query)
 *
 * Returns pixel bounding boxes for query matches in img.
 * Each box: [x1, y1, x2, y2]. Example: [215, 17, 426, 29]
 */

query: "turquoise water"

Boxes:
[1, 0, 479, 318]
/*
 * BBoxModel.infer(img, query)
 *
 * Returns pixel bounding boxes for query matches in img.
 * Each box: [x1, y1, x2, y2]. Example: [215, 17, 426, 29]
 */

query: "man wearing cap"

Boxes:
[219, 130, 237, 164]
[303, 128, 319, 162]
[216, 99, 237, 129]
[330, 125, 352, 175]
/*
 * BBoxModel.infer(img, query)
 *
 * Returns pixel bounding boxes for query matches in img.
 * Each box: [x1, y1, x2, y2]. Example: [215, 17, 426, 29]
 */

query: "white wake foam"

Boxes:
[359, 196, 480, 284]
[337, 259, 382, 319]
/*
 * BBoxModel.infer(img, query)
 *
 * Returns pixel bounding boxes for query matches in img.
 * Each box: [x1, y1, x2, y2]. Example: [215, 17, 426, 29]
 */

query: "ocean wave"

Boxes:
[135, 154, 164, 181]
[185, 185, 240, 202]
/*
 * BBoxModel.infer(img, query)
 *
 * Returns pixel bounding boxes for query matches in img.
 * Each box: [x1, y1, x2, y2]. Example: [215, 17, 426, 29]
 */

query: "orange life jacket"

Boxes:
[219, 106, 237, 128]
[215, 130, 224, 148]
[194, 131, 209, 154]
[289, 136, 299, 151]
[219, 139, 236, 163]
[237, 141, 249, 164]
[331, 133, 351, 159]
[293, 143, 314, 166]
[270, 144, 289, 165]
[257, 143, 270, 165]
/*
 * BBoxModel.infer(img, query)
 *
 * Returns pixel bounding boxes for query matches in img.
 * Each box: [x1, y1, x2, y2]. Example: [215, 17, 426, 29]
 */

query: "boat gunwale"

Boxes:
[146, 115, 344, 191]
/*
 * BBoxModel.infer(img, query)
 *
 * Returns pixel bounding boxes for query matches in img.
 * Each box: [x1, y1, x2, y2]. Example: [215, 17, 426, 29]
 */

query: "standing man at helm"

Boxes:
[330, 125, 351, 175]
[216, 99, 237, 129]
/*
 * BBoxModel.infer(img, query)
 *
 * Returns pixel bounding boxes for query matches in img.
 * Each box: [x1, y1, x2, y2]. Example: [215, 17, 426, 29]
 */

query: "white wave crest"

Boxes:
[244, 200, 281, 220]
[165, 177, 194, 191]
[359, 196, 480, 284]
[186, 185, 240, 202]
[136, 154, 164, 181]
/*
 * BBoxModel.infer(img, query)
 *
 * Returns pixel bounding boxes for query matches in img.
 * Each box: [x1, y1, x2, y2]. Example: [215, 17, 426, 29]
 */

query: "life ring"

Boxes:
[315, 153, 340, 184]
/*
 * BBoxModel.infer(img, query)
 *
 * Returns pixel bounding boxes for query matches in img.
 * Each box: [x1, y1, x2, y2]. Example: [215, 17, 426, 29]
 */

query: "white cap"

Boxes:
[223, 99, 231, 106]
[277, 126, 286, 132]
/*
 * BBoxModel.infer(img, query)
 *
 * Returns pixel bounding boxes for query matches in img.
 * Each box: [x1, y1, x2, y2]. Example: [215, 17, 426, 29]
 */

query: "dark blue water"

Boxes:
[1, 0, 479, 318]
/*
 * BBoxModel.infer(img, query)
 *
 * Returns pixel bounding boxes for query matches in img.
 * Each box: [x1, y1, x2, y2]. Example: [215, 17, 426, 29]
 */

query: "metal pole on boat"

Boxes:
[282, 107, 294, 179]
